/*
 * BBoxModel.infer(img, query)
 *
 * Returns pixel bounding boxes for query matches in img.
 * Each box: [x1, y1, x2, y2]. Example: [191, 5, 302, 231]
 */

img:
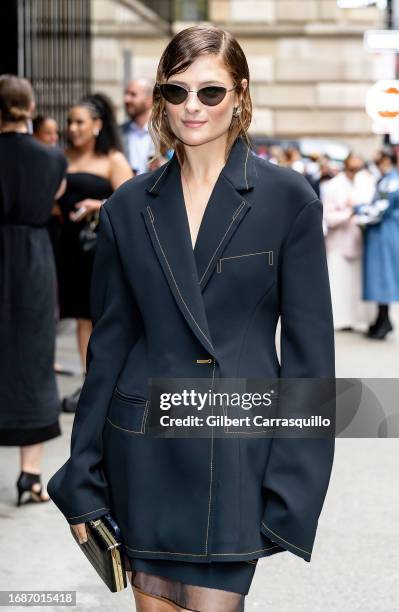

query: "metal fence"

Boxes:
[17, 0, 91, 136]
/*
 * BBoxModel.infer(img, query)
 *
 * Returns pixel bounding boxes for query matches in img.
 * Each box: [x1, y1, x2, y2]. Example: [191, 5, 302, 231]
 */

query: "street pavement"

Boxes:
[1, 308, 398, 612]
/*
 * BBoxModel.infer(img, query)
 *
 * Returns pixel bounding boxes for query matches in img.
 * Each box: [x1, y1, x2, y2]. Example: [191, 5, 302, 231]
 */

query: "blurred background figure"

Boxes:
[362, 149, 399, 340]
[320, 153, 376, 331]
[120, 77, 157, 174]
[267, 144, 284, 165]
[283, 146, 306, 174]
[367, 149, 384, 181]
[305, 152, 320, 179]
[307, 154, 337, 198]
[33, 113, 67, 373]
[0, 75, 67, 504]
[56, 93, 133, 413]
[32, 114, 59, 147]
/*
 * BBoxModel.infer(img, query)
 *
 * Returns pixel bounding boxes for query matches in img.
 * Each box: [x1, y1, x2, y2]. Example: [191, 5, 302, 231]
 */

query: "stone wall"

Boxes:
[92, 0, 393, 157]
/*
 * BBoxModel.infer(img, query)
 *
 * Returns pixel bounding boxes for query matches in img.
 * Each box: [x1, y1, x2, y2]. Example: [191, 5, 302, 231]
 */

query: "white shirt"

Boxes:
[127, 121, 155, 175]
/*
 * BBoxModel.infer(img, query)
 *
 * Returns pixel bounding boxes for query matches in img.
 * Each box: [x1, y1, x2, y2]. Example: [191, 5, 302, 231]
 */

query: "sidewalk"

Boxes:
[1, 312, 398, 611]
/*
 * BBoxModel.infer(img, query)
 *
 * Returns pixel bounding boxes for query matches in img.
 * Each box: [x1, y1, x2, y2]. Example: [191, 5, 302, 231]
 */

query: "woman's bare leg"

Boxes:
[76, 318, 92, 371]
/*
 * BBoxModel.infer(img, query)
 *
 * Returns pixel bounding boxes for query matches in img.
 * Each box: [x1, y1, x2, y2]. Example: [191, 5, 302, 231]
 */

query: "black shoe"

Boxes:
[368, 319, 393, 340]
[366, 321, 379, 337]
[16, 471, 50, 506]
[62, 386, 82, 413]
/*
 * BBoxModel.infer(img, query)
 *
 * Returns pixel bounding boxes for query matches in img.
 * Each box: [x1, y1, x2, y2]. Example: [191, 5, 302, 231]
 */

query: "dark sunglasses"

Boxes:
[157, 82, 237, 106]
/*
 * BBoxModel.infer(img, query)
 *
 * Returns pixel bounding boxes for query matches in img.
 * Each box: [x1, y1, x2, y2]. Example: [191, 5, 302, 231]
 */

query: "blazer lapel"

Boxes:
[141, 136, 257, 359]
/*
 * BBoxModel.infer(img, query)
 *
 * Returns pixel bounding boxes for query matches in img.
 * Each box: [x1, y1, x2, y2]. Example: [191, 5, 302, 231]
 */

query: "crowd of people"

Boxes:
[258, 144, 399, 340]
[0, 72, 398, 506]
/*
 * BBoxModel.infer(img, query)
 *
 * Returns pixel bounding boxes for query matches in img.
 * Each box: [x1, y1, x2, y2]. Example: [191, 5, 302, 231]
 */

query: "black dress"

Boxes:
[0, 132, 67, 446]
[56, 173, 113, 320]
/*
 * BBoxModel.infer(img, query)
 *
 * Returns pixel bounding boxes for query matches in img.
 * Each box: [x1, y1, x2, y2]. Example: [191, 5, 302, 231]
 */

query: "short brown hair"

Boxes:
[0, 74, 34, 124]
[148, 24, 253, 165]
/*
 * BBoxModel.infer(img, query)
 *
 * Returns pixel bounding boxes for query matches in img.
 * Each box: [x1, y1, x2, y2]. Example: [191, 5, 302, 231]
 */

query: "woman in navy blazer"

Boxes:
[48, 24, 335, 611]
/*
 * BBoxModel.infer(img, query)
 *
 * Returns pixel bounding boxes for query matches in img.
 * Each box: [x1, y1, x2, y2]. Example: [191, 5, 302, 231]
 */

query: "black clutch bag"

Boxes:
[69, 513, 127, 592]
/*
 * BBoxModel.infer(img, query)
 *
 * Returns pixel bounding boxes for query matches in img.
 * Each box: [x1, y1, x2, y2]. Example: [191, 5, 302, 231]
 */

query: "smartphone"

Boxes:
[71, 205, 87, 221]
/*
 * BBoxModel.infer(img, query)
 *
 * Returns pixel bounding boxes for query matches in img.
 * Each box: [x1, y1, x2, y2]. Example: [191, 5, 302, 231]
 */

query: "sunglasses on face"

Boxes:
[157, 82, 237, 106]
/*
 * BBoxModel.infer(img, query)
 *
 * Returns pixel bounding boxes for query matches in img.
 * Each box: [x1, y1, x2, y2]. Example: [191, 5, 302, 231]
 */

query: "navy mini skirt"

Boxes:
[124, 554, 258, 612]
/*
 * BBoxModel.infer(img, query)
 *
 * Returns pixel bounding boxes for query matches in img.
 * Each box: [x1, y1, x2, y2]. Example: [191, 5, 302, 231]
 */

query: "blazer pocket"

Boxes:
[216, 250, 274, 274]
[106, 388, 150, 434]
[221, 391, 279, 436]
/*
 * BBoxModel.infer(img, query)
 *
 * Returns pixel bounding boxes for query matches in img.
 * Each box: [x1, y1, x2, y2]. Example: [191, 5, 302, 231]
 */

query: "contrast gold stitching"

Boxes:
[146, 206, 214, 352]
[261, 522, 311, 555]
[199, 201, 248, 284]
[66, 507, 109, 520]
[232, 201, 246, 220]
[106, 398, 149, 435]
[106, 417, 143, 434]
[124, 544, 281, 556]
[205, 358, 216, 554]
[148, 160, 171, 192]
[221, 401, 275, 435]
[142, 400, 150, 433]
[217, 250, 274, 274]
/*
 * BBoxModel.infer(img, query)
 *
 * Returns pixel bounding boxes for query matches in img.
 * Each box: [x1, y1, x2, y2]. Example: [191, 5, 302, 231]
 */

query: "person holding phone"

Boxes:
[55, 93, 133, 413]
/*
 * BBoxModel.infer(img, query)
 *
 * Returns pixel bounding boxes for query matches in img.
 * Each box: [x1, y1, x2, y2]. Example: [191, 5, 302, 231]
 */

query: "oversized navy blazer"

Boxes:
[47, 135, 335, 564]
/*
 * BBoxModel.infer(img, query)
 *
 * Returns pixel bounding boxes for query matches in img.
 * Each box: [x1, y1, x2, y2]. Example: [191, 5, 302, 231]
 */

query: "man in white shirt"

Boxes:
[120, 77, 156, 174]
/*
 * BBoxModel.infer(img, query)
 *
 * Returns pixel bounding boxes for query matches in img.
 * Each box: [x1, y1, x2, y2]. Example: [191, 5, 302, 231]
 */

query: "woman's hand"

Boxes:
[71, 522, 88, 544]
[70, 198, 102, 222]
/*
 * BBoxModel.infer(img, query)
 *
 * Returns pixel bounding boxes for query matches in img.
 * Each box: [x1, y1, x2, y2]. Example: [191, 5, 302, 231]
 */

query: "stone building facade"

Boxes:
[92, 0, 393, 157]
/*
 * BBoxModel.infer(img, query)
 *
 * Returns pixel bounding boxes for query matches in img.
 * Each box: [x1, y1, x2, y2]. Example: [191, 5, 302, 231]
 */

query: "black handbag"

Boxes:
[69, 513, 127, 592]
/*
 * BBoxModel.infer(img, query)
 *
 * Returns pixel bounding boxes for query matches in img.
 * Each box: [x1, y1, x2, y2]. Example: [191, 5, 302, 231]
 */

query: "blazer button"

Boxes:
[196, 358, 213, 364]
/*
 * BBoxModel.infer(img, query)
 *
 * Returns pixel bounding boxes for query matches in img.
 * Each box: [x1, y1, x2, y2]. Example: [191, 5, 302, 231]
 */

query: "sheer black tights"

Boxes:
[128, 570, 190, 612]
[127, 569, 245, 612]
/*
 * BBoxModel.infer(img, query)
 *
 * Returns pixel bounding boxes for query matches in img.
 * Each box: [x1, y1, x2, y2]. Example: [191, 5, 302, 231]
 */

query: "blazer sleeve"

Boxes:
[47, 204, 143, 525]
[260, 197, 336, 562]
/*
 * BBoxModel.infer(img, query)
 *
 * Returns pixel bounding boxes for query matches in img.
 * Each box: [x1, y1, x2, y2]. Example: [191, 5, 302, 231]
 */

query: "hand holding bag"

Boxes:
[78, 210, 100, 253]
[69, 512, 127, 592]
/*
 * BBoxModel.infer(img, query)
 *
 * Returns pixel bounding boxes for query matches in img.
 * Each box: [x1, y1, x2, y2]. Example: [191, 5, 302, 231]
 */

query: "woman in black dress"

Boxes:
[55, 94, 132, 412]
[0, 75, 67, 504]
